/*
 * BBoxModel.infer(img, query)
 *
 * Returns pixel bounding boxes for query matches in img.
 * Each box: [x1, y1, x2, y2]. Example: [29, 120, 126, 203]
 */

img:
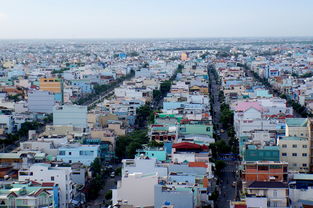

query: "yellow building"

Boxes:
[39, 78, 62, 93]
[279, 136, 310, 173]
[285, 118, 309, 137]
[180, 52, 189, 61]
[280, 118, 311, 173]
[189, 86, 209, 95]
[2, 61, 14, 69]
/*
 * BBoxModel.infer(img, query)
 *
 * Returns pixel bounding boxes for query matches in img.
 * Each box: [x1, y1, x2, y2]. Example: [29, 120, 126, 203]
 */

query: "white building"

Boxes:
[20, 140, 58, 156]
[112, 172, 158, 207]
[0, 113, 14, 134]
[289, 174, 313, 208]
[18, 163, 74, 208]
[246, 181, 288, 208]
[122, 158, 168, 177]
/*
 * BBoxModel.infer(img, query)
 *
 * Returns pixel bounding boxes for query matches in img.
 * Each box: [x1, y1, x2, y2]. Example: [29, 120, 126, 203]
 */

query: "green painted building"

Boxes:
[136, 147, 167, 161]
[243, 145, 280, 162]
[179, 124, 213, 138]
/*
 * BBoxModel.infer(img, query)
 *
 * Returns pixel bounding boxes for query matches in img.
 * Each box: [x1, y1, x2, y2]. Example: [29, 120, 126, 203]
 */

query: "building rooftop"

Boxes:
[293, 174, 313, 181]
[299, 200, 313, 206]
[286, 118, 308, 127]
[235, 101, 264, 112]
[248, 181, 288, 189]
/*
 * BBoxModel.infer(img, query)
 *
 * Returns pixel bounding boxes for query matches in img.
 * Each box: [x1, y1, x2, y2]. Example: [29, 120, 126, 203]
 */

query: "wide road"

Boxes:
[208, 65, 239, 207]
[216, 162, 238, 208]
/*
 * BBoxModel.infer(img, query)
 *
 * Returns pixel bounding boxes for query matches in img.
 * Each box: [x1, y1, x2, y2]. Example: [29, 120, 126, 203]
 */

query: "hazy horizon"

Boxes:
[0, 0, 313, 39]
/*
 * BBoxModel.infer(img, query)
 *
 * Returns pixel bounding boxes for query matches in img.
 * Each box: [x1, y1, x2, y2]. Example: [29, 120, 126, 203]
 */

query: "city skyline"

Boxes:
[0, 0, 313, 39]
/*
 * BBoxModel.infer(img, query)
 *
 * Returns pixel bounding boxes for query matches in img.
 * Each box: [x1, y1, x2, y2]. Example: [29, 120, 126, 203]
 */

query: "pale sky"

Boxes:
[0, 0, 312, 39]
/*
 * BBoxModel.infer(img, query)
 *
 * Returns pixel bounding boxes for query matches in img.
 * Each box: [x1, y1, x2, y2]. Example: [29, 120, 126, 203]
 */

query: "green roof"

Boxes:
[263, 146, 279, 150]
[152, 126, 168, 131]
[286, 118, 308, 127]
[247, 145, 257, 150]
[0, 153, 20, 159]
[157, 114, 183, 122]
[293, 174, 313, 180]
[158, 114, 176, 118]
[0, 183, 54, 196]
[246, 145, 279, 150]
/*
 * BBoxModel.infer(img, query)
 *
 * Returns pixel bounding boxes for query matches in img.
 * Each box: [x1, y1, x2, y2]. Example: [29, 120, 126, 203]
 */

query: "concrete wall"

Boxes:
[28, 90, 55, 113]
[113, 173, 158, 207]
[53, 105, 87, 128]
[154, 185, 194, 208]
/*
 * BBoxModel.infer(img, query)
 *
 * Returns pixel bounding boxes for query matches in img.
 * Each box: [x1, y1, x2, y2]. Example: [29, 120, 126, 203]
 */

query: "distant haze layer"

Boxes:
[0, 0, 312, 39]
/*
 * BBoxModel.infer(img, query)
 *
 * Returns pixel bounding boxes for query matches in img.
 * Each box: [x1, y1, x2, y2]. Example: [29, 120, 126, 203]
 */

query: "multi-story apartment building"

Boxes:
[18, 163, 74, 208]
[279, 136, 310, 173]
[57, 144, 100, 166]
[242, 161, 288, 182]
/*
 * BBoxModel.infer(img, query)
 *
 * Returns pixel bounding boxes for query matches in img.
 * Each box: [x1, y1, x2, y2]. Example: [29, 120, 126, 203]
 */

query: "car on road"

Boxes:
[232, 181, 237, 187]
[110, 171, 115, 178]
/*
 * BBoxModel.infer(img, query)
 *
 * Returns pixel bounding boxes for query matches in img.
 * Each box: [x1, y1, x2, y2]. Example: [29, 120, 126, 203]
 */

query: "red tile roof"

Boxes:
[42, 182, 55, 187]
[188, 162, 207, 168]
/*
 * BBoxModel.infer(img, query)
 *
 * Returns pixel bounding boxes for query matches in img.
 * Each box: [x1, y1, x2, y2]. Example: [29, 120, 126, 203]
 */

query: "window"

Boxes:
[302, 153, 307, 157]
[293, 163, 297, 167]
[292, 153, 297, 156]
[69, 160, 72, 163]
[23, 199, 28, 205]
[59, 151, 65, 155]
[273, 190, 277, 197]
[303, 145, 308, 148]
[282, 144, 287, 148]
[303, 163, 307, 167]
[258, 165, 269, 171]
[79, 151, 94, 156]
[69, 152, 72, 155]
[51, 176, 54, 181]
[270, 165, 282, 169]
[246, 165, 257, 169]
[292, 144, 297, 148]
[282, 153, 287, 156]
[206, 127, 211, 132]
